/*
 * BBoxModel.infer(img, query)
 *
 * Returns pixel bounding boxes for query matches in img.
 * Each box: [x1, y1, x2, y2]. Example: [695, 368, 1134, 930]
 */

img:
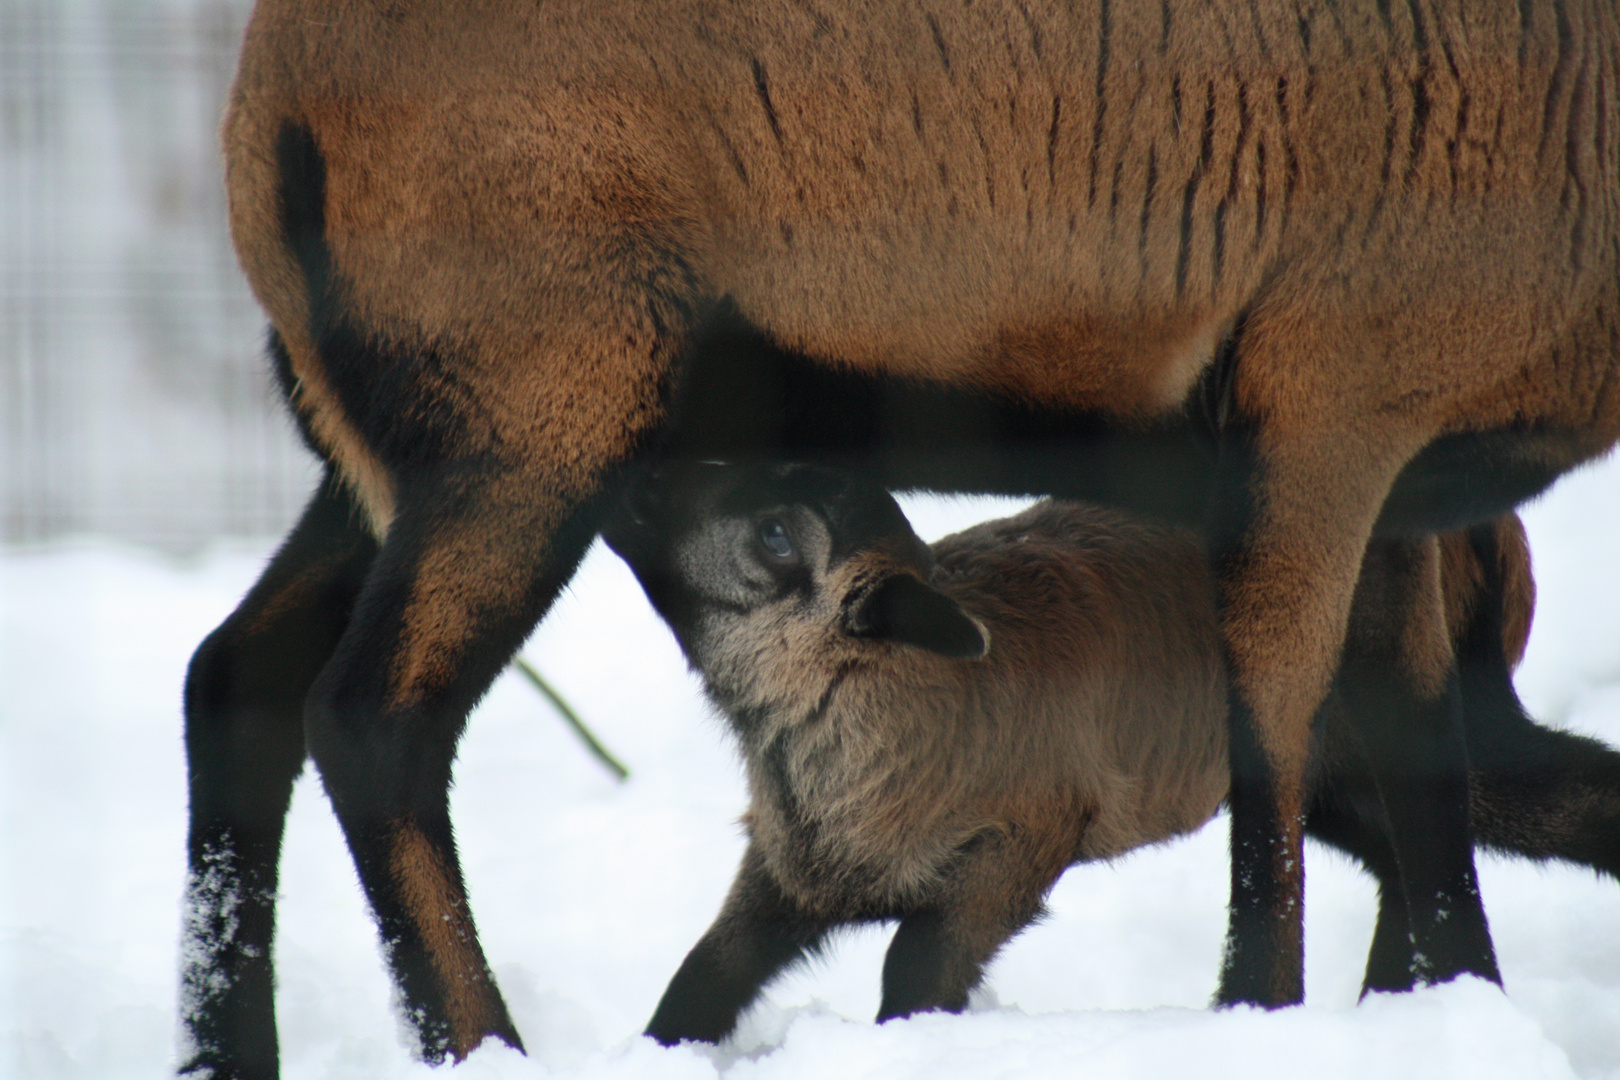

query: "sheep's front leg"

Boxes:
[877, 817, 1079, 1022]
[646, 844, 835, 1046]
[1207, 406, 1418, 1008]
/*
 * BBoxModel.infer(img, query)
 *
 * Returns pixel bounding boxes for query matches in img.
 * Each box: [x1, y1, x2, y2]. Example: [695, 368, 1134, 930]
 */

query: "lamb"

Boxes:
[602, 462, 1620, 1044]
[185, 1, 1620, 1067]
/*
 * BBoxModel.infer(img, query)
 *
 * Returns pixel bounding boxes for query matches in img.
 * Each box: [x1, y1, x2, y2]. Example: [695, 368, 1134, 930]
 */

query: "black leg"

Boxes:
[876, 822, 1075, 1023]
[878, 910, 959, 1021]
[646, 844, 835, 1046]
[1205, 422, 1310, 1009]
[1359, 878, 1419, 994]
[179, 471, 377, 1080]
[302, 470, 614, 1062]
[1217, 697, 1307, 1006]
[1204, 406, 1422, 1009]
[1455, 525, 1620, 879]
[1313, 517, 1620, 996]
[1469, 711, 1620, 878]
[1337, 537, 1500, 989]
[1307, 708, 1419, 995]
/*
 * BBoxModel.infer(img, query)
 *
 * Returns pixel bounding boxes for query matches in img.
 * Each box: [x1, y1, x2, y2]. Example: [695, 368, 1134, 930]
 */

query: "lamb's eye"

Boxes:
[757, 518, 795, 560]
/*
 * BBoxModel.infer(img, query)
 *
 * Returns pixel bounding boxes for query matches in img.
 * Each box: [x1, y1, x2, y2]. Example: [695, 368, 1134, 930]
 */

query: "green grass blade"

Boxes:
[512, 656, 630, 782]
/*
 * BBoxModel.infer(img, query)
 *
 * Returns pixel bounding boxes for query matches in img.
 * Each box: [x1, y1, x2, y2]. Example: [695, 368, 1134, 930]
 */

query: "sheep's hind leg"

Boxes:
[1311, 517, 1620, 995]
[646, 844, 836, 1046]
[1337, 535, 1500, 989]
[1303, 526, 1494, 997]
[300, 456, 633, 1062]
[1456, 524, 1620, 883]
[1306, 712, 1423, 995]
[179, 470, 378, 1080]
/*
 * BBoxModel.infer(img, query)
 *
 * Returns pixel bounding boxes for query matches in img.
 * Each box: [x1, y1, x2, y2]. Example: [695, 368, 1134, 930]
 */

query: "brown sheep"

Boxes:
[184, 1, 1620, 1070]
[602, 463, 1620, 1044]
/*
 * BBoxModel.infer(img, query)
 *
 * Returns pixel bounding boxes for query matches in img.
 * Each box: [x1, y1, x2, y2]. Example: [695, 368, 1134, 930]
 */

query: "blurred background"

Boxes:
[2, 0, 315, 551]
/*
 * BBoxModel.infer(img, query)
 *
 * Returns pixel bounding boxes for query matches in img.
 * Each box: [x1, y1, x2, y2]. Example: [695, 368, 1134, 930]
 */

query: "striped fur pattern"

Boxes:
[185, 1, 1620, 1070]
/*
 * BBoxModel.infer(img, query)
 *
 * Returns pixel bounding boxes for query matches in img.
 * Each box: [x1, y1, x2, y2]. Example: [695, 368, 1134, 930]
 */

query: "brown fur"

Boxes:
[387, 822, 514, 1059]
[607, 480, 1233, 1035]
[609, 467, 1542, 1040]
[650, 490, 1536, 922]
[737, 500, 1230, 916]
[208, 0, 1620, 1058]
[227, 2, 1620, 531]
[1441, 515, 1536, 670]
[1346, 536, 1457, 703]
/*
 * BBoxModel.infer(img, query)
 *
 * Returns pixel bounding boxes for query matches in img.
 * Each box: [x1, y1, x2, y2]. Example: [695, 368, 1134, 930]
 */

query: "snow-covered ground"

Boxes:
[7, 460, 1620, 1079]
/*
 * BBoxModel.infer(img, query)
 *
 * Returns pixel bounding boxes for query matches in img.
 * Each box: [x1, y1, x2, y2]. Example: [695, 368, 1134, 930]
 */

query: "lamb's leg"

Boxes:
[646, 844, 835, 1046]
[877, 814, 1078, 1022]
[179, 470, 377, 1080]
[302, 457, 636, 1061]
[1469, 708, 1620, 877]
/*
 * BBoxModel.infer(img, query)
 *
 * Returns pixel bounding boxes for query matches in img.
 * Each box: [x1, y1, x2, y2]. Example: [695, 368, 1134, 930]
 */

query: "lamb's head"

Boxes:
[602, 463, 988, 702]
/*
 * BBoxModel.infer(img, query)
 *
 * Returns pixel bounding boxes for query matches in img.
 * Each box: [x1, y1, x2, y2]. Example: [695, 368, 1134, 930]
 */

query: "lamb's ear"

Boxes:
[846, 574, 989, 659]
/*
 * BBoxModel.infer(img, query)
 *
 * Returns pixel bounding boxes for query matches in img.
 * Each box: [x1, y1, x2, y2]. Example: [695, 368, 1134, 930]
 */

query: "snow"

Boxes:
[6, 463, 1620, 1079]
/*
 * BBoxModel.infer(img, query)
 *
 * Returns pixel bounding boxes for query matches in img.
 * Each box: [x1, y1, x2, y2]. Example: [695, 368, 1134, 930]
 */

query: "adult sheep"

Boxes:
[183, 1, 1620, 1074]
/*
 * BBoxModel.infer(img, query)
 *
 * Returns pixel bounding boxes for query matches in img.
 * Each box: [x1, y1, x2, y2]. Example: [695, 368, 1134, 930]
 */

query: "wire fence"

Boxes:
[1, 0, 317, 550]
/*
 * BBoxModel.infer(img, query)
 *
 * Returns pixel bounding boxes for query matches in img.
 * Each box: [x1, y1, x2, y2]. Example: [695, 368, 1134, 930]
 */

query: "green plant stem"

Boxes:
[512, 656, 630, 782]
